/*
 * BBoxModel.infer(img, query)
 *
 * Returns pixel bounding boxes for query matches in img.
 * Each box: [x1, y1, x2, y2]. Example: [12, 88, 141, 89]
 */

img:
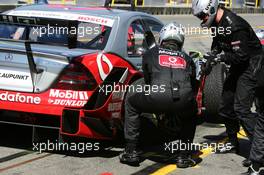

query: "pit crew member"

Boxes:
[119, 22, 197, 167]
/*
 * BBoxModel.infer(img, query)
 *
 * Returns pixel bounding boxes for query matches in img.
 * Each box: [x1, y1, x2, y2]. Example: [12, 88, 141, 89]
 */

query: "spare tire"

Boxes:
[204, 63, 227, 123]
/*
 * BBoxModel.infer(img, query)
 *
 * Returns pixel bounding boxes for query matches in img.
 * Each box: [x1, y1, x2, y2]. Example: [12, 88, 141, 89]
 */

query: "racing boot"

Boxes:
[241, 163, 264, 175]
[242, 159, 253, 167]
[215, 135, 239, 154]
[119, 142, 141, 166]
[215, 142, 239, 154]
[175, 151, 197, 168]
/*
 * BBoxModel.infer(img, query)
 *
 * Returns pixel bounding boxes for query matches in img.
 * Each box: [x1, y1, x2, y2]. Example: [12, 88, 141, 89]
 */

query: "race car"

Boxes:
[0, 2, 224, 141]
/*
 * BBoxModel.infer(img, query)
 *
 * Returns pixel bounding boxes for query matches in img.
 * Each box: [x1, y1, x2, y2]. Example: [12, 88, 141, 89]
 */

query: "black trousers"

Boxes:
[249, 53, 264, 163]
[124, 86, 197, 145]
[249, 87, 264, 163]
[218, 64, 257, 143]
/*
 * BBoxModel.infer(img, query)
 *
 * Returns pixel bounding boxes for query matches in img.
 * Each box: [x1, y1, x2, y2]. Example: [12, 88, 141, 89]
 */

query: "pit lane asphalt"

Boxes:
[0, 14, 263, 175]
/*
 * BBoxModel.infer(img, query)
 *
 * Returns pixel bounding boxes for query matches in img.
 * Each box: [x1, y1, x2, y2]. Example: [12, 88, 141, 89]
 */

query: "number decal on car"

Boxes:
[97, 53, 113, 80]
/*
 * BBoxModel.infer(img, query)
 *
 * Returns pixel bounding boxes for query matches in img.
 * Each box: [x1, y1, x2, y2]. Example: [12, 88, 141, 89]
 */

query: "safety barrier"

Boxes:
[221, 0, 262, 8]
[1, 0, 263, 14]
[27, 0, 76, 4]
[140, 0, 167, 7]
[77, 0, 105, 6]
[24, 0, 263, 8]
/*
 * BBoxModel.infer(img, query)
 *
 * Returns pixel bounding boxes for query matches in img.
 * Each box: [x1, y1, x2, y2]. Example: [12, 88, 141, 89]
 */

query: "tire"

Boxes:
[203, 63, 227, 123]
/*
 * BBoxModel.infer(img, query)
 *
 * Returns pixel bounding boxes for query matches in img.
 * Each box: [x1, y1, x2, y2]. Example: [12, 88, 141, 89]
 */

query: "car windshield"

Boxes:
[0, 22, 112, 50]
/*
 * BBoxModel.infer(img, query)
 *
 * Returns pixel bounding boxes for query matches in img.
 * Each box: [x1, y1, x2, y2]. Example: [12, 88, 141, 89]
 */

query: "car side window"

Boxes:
[127, 20, 148, 57]
[144, 19, 163, 43]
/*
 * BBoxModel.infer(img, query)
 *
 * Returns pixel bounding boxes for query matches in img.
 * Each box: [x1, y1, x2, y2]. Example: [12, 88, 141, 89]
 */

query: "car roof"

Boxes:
[7, 4, 153, 20]
[2, 4, 163, 59]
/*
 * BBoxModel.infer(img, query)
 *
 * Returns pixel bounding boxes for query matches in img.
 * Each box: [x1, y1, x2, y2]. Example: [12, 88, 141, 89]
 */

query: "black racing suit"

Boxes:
[212, 8, 263, 145]
[249, 48, 264, 164]
[124, 46, 197, 147]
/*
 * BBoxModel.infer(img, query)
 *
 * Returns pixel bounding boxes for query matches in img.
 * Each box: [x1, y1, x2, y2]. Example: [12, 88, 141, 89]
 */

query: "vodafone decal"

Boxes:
[8, 11, 114, 27]
[48, 89, 89, 107]
[0, 92, 41, 104]
[159, 55, 187, 69]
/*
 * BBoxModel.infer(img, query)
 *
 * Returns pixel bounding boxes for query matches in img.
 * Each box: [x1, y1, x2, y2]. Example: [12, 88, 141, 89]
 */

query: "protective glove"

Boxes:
[214, 54, 223, 63]
[204, 52, 217, 61]
[201, 59, 213, 76]
[204, 53, 223, 65]
[201, 53, 216, 75]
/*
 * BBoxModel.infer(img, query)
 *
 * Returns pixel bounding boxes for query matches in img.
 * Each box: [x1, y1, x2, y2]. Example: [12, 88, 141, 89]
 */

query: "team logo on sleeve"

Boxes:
[159, 55, 186, 69]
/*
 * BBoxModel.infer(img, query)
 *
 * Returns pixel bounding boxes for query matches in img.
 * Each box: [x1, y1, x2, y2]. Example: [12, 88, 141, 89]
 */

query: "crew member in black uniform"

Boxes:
[192, 0, 263, 174]
[246, 46, 264, 175]
[119, 22, 197, 167]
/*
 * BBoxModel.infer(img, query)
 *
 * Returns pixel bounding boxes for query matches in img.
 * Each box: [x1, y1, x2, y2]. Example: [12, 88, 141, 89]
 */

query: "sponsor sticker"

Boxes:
[0, 92, 41, 104]
[108, 102, 122, 112]
[49, 89, 89, 100]
[5, 53, 13, 61]
[159, 50, 185, 57]
[159, 55, 187, 69]
[8, 11, 114, 27]
[231, 40, 241, 45]
[232, 45, 240, 51]
[0, 69, 33, 91]
[48, 89, 89, 107]
[0, 72, 29, 80]
[48, 99, 86, 107]
[111, 112, 121, 119]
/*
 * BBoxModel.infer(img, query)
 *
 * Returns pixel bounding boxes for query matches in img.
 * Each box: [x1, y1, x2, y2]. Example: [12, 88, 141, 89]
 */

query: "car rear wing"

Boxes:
[0, 14, 78, 48]
[0, 14, 77, 87]
[34, 0, 131, 9]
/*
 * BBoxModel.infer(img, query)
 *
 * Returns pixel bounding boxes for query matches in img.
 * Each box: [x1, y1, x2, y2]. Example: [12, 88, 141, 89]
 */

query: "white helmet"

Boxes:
[192, 0, 219, 28]
[159, 22, 185, 50]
